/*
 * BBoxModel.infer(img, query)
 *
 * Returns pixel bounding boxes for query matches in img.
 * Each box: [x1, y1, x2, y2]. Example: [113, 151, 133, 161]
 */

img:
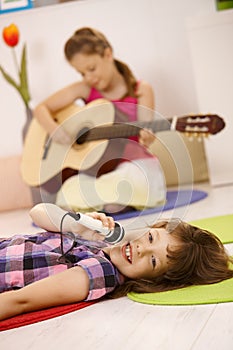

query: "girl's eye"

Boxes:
[152, 256, 156, 269]
[148, 232, 153, 243]
[89, 66, 95, 72]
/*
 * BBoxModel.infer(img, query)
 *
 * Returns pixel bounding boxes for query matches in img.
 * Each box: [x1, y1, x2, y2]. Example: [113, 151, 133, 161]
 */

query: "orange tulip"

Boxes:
[2, 23, 20, 47]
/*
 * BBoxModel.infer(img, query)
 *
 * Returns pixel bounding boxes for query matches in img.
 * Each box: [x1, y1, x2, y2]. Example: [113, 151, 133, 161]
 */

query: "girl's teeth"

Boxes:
[125, 244, 131, 262]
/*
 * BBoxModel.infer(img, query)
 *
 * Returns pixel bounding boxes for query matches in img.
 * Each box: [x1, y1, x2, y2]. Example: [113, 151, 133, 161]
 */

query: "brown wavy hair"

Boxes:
[108, 220, 233, 298]
[64, 27, 137, 97]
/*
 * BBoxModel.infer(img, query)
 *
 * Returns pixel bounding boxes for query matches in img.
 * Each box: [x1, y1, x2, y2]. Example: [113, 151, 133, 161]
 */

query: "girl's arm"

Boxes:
[0, 266, 89, 321]
[137, 81, 156, 148]
[30, 203, 115, 240]
[33, 81, 90, 144]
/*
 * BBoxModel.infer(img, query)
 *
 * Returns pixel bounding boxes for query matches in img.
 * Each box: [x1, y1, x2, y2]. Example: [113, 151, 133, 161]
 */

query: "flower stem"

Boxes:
[11, 47, 19, 75]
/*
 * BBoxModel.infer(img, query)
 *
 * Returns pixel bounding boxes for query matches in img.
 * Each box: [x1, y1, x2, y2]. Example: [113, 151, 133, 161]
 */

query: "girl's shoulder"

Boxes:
[136, 80, 153, 96]
[136, 80, 155, 109]
[70, 81, 92, 100]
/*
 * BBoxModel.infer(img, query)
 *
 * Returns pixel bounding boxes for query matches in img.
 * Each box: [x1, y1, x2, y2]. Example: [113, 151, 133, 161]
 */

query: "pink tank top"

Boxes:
[85, 87, 155, 161]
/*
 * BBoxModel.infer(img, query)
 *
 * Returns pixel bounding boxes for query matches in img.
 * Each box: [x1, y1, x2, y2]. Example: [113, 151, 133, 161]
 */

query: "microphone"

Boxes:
[69, 212, 125, 244]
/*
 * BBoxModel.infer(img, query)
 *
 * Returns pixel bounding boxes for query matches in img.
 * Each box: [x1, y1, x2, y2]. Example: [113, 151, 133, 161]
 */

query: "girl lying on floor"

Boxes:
[0, 203, 233, 321]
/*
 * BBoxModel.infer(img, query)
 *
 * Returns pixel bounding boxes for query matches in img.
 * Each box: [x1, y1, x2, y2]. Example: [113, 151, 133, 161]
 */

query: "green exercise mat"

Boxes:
[189, 214, 233, 244]
[128, 214, 233, 305]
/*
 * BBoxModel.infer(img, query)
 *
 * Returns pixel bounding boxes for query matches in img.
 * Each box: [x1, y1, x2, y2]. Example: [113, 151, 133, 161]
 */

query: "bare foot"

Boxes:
[103, 204, 136, 214]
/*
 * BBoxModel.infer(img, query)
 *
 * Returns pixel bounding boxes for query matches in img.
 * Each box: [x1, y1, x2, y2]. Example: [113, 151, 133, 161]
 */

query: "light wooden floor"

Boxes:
[0, 182, 233, 349]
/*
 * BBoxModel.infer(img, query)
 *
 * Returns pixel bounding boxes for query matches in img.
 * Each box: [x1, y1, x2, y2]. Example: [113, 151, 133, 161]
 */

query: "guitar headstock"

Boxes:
[175, 114, 225, 137]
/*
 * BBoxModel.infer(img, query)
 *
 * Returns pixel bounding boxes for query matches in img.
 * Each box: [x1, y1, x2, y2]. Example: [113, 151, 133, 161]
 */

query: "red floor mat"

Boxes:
[0, 301, 96, 332]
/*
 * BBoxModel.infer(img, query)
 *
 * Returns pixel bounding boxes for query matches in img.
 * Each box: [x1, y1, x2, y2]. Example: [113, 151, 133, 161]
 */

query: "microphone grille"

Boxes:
[104, 222, 125, 244]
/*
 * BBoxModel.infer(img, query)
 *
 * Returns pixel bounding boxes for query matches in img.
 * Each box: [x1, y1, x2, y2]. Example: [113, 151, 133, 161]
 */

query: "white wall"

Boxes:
[187, 9, 233, 186]
[0, 0, 216, 157]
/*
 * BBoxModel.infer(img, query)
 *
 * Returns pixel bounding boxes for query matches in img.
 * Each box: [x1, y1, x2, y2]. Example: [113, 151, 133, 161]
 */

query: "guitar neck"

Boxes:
[82, 118, 172, 142]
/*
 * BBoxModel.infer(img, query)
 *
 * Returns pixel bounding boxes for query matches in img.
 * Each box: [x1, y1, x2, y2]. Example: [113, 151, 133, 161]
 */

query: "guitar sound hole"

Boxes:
[76, 127, 90, 144]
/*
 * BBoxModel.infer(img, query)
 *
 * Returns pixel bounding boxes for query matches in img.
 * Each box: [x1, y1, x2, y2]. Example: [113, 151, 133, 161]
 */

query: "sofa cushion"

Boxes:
[0, 155, 33, 212]
[149, 131, 209, 186]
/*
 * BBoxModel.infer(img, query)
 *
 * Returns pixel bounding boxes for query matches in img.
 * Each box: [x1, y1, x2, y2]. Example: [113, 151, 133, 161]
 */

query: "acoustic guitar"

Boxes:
[20, 99, 225, 187]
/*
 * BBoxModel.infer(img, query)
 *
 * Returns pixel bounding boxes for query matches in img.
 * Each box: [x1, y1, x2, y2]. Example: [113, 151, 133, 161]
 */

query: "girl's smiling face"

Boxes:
[105, 228, 179, 280]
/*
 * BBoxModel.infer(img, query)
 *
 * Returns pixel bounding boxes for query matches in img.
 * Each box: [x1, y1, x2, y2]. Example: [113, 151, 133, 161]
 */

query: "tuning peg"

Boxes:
[186, 133, 194, 142]
[203, 133, 209, 139]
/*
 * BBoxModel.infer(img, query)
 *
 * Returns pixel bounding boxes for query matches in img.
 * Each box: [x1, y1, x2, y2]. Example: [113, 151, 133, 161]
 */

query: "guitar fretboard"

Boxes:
[78, 118, 172, 143]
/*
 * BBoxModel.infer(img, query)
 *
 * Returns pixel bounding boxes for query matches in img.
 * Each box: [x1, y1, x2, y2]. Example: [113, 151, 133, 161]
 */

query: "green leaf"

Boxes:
[0, 65, 19, 90]
[19, 44, 31, 105]
[19, 45, 28, 90]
